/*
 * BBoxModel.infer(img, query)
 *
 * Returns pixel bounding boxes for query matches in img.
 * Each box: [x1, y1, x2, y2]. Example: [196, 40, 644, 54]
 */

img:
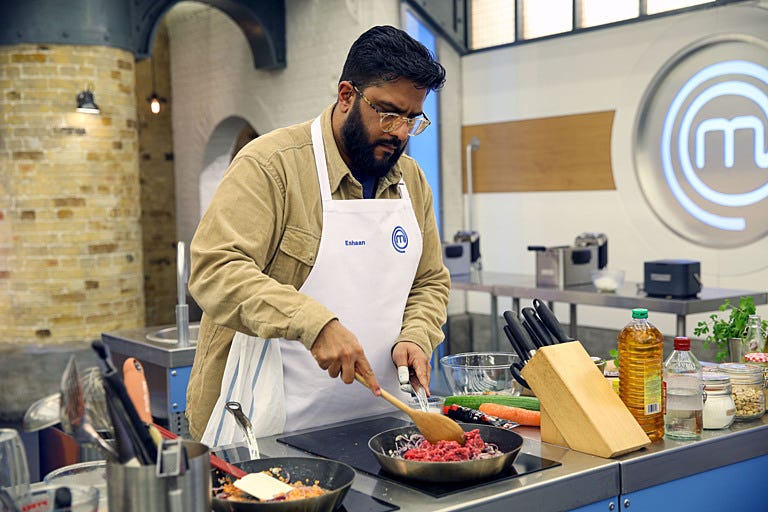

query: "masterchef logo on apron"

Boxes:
[392, 226, 409, 253]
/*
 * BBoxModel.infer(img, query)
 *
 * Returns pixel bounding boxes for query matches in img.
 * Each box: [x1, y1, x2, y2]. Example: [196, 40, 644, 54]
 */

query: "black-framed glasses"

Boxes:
[352, 85, 431, 136]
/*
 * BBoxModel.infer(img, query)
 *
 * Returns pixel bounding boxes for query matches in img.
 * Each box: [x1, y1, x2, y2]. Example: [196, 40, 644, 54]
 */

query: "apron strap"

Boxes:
[310, 117, 332, 202]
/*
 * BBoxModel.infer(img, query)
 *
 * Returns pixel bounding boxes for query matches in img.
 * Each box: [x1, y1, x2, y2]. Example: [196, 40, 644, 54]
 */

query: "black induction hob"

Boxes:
[276, 416, 561, 499]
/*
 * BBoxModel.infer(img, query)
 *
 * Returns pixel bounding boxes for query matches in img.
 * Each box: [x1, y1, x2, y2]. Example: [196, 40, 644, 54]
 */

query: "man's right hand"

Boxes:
[311, 319, 381, 395]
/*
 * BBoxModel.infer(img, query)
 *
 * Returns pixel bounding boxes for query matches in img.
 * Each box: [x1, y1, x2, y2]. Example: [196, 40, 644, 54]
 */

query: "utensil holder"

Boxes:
[521, 341, 650, 458]
[106, 439, 210, 512]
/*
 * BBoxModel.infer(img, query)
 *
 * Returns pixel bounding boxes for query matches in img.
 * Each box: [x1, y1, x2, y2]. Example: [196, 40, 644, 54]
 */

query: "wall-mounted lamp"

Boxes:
[146, 56, 167, 115]
[147, 92, 166, 115]
[76, 86, 100, 114]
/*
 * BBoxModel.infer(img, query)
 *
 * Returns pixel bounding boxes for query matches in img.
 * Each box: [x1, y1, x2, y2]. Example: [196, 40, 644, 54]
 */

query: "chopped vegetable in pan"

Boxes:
[388, 429, 502, 462]
[214, 467, 327, 502]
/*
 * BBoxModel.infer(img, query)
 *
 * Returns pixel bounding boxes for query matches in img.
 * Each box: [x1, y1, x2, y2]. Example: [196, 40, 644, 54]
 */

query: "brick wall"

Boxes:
[136, 21, 177, 327]
[0, 43, 144, 346]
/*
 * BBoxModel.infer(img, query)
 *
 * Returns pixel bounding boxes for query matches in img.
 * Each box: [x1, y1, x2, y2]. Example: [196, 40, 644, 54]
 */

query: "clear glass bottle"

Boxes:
[718, 362, 766, 421]
[663, 336, 703, 439]
[618, 308, 664, 442]
[702, 373, 736, 429]
[744, 314, 764, 354]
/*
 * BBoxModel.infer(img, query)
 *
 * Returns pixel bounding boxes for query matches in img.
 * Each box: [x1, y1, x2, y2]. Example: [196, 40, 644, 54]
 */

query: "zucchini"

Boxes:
[444, 394, 540, 411]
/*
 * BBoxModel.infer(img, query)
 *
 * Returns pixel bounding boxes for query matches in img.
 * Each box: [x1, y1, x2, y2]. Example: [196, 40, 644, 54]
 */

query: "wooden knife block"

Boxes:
[521, 341, 650, 458]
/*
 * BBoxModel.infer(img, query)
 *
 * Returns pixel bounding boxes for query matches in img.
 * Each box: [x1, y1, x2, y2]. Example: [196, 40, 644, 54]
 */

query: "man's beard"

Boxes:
[340, 100, 406, 178]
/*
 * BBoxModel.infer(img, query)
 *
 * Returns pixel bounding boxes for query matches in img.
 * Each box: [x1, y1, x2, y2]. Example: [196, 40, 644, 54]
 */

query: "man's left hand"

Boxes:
[392, 341, 431, 396]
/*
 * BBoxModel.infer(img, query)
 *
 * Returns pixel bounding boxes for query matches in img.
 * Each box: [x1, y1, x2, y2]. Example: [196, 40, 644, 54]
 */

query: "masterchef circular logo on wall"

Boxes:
[634, 36, 768, 247]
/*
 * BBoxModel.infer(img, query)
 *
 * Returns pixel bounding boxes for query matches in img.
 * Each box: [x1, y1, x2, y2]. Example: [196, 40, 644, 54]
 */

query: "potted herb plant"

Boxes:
[693, 296, 766, 362]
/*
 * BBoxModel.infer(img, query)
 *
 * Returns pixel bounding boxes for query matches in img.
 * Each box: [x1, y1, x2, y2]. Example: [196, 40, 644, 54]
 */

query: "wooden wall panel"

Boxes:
[461, 111, 616, 192]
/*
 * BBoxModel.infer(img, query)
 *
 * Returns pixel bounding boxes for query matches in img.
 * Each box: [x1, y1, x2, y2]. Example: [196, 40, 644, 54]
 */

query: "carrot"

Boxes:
[479, 403, 541, 426]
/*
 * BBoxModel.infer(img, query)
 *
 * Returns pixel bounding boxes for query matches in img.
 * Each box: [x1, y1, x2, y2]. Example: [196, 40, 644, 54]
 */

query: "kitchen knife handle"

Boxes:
[533, 298, 574, 343]
[503, 325, 530, 363]
[521, 319, 543, 349]
[503, 310, 538, 358]
[521, 307, 557, 346]
[510, 362, 530, 390]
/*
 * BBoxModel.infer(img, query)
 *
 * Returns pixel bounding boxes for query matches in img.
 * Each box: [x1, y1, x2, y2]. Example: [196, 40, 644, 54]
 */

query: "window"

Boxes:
[522, 0, 572, 40]
[467, 0, 737, 51]
[471, 0, 515, 49]
[647, 0, 715, 15]
[579, 0, 638, 28]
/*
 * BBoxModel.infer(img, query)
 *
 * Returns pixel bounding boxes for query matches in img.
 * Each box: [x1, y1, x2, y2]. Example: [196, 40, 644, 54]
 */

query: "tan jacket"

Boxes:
[186, 104, 450, 440]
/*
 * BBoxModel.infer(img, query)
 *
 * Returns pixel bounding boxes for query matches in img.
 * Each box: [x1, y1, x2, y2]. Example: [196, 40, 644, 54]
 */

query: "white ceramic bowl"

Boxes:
[590, 269, 625, 293]
[440, 352, 521, 396]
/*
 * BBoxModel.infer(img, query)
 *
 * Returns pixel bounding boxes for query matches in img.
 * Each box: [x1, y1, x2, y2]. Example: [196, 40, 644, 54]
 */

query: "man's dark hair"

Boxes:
[339, 25, 446, 91]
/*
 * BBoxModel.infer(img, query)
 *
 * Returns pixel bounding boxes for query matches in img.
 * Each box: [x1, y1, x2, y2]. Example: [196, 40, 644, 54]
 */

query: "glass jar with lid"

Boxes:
[702, 373, 736, 429]
[718, 363, 766, 421]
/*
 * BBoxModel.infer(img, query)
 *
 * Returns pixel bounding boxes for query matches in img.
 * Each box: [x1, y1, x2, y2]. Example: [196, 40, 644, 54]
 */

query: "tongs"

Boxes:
[225, 401, 260, 460]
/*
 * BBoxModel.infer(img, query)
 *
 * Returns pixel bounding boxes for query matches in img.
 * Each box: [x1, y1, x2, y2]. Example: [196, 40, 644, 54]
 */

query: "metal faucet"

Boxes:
[176, 241, 190, 347]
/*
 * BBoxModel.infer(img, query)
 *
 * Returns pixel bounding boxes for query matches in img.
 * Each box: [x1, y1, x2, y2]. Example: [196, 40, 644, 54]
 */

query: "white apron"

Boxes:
[202, 116, 422, 446]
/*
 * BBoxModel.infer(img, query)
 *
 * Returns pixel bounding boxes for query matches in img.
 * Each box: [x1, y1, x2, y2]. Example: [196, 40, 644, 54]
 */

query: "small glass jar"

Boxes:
[718, 363, 766, 421]
[743, 353, 768, 409]
[702, 373, 736, 429]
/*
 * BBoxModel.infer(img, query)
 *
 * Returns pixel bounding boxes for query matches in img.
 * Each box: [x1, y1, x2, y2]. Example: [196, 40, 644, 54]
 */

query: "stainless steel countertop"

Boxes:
[615, 415, 768, 494]
[452, 271, 768, 315]
[216, 412, 768, 511]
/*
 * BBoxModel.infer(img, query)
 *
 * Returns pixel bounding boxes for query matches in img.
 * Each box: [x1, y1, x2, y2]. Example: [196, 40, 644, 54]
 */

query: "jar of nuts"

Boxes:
[718, 363, 766, 421]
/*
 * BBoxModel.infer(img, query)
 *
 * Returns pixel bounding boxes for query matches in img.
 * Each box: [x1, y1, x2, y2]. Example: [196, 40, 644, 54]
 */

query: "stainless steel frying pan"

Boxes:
[368, 423, 523, 483]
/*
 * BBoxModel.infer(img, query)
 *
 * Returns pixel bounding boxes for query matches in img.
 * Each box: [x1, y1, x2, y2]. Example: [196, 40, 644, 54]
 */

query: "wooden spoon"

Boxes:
[355, 373, 465, 445]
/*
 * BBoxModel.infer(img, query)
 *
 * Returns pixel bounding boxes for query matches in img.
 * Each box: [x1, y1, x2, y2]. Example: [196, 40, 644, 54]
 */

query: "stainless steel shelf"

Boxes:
[451, 271, 768, 348]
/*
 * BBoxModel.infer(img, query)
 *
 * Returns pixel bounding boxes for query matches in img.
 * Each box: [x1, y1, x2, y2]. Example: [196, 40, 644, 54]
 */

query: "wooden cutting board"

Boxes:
[521, 341, 650, 458]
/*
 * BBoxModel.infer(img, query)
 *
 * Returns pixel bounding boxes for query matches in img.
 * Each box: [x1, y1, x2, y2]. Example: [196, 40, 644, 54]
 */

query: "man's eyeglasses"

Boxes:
[352, 85, 431, 136]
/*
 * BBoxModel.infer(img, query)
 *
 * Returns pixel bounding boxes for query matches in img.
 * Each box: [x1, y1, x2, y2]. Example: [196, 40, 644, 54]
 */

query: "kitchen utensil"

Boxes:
[509, 363, 530, 390]
[59, 356, 120, 462]
[521, 307, 556, 346]
[211, 457, 355, 512]
[152, 423, 247, 479]
[225, 402, 260, 460]
[91, 340, 157, 465]
[22, 393, 61, 433]
[502, 325, 529, 364]
[503, 310, 538, 358]
[355, 373, 466, 445]
[533, 299, 574, 343]
[156, 438, 188, 512]
[108, 439, 210, 512]
[440, 352, 522, 396]
[80, 367, 112, 438]
[415, 387, 429, 412]
[407, 395, 445, 413]
[0, 428, 30, 509]
[123, 358, 152, 424]
[521, 319, 543, 349]
[368, 423, 523, 483]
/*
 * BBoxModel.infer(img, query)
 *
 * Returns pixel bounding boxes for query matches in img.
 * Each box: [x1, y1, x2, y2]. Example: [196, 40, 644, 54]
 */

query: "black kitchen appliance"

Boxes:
[644, 259, 702, 298]
[277, 417, 560, 498]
